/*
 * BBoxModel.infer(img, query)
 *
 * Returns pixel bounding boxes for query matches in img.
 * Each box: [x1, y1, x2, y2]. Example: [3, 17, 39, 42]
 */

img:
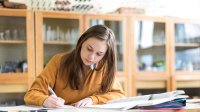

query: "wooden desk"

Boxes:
[1, 105, 200, 112]
[40, 108, 200, 112]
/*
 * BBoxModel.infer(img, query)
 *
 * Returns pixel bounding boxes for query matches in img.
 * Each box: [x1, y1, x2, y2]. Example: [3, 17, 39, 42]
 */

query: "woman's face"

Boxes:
[81, 37, 108, 66]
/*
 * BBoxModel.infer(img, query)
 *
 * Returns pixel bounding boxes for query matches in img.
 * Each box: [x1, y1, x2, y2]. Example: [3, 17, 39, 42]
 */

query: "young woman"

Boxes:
[24, 25, 125, 108]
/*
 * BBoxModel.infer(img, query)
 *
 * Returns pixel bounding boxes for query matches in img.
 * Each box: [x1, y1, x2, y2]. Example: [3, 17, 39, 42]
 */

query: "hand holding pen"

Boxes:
[43, 85, 65, 108]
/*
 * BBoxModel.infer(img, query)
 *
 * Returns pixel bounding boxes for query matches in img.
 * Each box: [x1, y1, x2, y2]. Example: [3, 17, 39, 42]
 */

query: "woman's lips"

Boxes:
[85, 58, 93, 64]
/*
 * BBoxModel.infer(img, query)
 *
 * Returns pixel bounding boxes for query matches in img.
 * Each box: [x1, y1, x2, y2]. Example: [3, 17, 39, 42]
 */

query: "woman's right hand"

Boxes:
[43, 95, 65, 108]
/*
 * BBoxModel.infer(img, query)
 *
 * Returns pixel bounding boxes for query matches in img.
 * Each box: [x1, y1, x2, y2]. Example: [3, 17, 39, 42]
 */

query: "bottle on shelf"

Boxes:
[0, 32, 4, 40]
[12, 29, 18, 40]
[4, 29, 11, 40]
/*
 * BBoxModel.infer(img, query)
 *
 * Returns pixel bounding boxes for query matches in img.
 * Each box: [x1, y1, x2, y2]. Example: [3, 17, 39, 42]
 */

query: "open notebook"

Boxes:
[86, 90, 188, 110]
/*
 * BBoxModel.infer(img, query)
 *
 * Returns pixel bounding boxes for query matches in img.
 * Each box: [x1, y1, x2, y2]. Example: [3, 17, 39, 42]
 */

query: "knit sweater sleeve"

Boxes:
[89, 78, 125, 104]
[24, 54, 61, 106]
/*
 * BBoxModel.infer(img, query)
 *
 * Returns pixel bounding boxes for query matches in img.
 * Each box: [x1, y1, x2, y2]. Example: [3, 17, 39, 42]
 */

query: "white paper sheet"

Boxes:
[0, 105, 75, 111]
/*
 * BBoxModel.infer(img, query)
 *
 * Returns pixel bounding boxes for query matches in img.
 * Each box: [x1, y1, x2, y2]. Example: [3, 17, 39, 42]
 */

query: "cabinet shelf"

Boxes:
[137, 44, 165, 50]
[137, 81, 168, 89]
[175, 43, 200, 47]
[0, 73, 28, 84]
[152, 43, 166, 46]
[176, 80, 200, 88]
[0, 40, 26, 44]
[174, 71, 200, 75]
[138, 43, 165, 47]
[137, 73, 169, 81]
[175, 74, 200, 80]
[137, 74, 170, 89]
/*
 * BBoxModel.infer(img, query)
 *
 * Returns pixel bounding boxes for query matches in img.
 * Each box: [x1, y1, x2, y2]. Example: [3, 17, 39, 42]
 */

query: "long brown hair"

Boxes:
[60, 25, 117, 93]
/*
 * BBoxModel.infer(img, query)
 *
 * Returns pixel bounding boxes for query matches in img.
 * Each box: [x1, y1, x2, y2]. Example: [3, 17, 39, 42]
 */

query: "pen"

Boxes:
[48, 85, 57, 96]
[48, 85, 65, 105]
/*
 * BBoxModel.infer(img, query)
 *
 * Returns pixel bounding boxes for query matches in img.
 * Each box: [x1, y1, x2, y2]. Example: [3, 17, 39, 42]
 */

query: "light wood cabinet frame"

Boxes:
[0, 9, 35, 93]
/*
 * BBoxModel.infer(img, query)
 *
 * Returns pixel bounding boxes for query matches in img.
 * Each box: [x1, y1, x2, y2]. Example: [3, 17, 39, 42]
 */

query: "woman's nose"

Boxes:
[88, 53, 95, 61]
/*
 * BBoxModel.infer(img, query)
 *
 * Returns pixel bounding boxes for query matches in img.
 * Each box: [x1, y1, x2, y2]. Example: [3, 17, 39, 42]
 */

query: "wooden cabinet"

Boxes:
[169, 18, 200, 98]
[35, 11, 84, 75]
[84, 14, 130, 96]
[0, 9, 199, 98]
[129, 16, 171, 96]
[0, 9, 35, 93]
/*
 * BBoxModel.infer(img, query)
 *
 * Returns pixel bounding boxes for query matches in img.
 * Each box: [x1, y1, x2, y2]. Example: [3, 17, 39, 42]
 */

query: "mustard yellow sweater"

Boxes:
[24, 53, 125, 106]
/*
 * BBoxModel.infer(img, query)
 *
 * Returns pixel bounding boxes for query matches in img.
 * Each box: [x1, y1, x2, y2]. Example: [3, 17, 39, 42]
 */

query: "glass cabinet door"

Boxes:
[89, 19, 124, 72]
[131, 17, 170, 96]
[174, 23, 200, 71]
[172, 21, 200, 98]
[35, 11, 83, 75]
[43, 18, 79, 65]
[0, 10, 34, 93]
[0, 16, 27, 74]
[134, 20, 166, 72]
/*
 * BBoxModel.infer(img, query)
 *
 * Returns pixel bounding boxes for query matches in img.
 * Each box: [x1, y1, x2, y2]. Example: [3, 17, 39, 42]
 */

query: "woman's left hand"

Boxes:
[71, 97, 93, 107]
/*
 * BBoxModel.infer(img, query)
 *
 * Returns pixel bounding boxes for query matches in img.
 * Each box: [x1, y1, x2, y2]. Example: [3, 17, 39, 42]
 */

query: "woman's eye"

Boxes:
[97, 53, 103, 56]
[87, 48, 92, 51]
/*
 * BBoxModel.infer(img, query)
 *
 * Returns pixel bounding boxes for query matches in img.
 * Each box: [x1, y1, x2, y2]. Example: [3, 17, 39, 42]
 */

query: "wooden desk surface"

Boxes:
[1, 105, 200, 112]
[42, 108, 200, 112]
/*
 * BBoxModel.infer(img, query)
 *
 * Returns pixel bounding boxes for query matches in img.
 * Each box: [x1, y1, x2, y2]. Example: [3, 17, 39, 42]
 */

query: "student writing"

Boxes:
[24, 25, 125, 108]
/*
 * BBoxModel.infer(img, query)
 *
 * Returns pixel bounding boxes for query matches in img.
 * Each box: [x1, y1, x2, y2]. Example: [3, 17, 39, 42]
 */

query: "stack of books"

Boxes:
[87, 90, 188, 110]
